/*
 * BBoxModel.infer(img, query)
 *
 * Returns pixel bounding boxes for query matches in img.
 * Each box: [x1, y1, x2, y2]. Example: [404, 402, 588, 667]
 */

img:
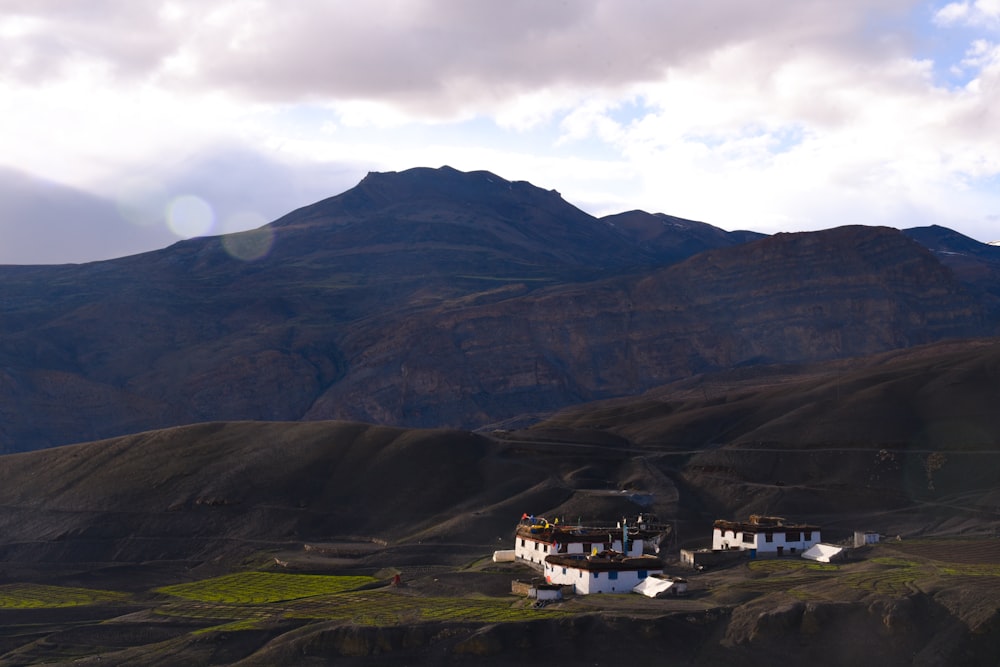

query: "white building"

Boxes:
[514, 517, 649, 567]
[853, 531, 880, 547]
[542, 553, 664, 595]
[711, 515, 820, 558]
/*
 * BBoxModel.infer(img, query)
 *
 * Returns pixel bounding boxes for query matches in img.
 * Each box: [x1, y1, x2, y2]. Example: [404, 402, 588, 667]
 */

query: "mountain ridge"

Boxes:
[0, 167, 998, 452]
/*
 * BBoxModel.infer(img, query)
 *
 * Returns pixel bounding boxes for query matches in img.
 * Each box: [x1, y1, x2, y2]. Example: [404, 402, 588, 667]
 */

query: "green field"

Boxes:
[153, 572, 569, 631]
[155, 572, 379, 604]
[0, 584, 129, 609]
[748, 560, 839, 573]
[159, 590, 570, 629]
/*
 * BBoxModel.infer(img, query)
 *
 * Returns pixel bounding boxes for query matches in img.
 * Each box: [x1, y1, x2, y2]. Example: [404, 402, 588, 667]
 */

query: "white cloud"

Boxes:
[3, 0, 1000, 262]
[935, 1, 1000, 27]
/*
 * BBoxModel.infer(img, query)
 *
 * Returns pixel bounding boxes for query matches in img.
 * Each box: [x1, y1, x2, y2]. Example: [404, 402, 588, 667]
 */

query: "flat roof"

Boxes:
[544, 553, 662, 572]
[713, 519, 819, 533]
[517, 524, 659, 544]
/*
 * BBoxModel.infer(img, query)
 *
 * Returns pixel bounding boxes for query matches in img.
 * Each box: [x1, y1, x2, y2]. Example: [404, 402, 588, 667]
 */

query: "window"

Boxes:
[743, 532, 754, 544]
[583, 543, 592, 554]
[638, 570, 648, 579]
[579, 571, 583, 578]
[609, 571, 618, 580]
[593, 572, 599, 578]
[520, 538, 525, 547]
[534, 542, 539, 550]
[562, 567, 567, 575]
[764, 533, 773, 543]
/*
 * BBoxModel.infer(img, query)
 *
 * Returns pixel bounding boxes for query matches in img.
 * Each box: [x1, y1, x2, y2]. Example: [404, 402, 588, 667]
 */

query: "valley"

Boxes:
[2, 167, 1000, 664]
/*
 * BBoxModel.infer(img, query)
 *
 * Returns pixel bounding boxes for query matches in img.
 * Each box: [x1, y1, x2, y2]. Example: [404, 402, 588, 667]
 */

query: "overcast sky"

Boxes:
[2, 0, 999, 264]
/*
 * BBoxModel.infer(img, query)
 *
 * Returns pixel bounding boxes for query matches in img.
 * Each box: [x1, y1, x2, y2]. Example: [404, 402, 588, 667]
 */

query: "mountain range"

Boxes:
[3, 166, 1000, 665]
[2, 166, 999, 453]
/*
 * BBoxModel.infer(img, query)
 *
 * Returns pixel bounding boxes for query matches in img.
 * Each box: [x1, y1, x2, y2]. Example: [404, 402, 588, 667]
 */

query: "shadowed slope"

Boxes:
[307, 225, 995, 427]
[2, 339, 1000, 572]
[0, 167, 760, 453]
[1, 170, 998, 454]
[532, 338, 1000, 537]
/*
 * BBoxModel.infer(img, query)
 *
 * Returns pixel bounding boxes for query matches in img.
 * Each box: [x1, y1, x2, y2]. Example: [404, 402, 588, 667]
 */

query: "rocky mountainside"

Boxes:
[530, 337, 1000, 532]
[904, 224, 1000, 302]
[0, 167, 997, 452]
[304, 225, 994, 428]
[3, 339, 998, 568]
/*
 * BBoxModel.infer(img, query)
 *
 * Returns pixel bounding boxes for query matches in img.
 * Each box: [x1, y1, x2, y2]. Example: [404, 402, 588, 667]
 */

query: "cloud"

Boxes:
[0, 1, 911, 115]
[2, 0, 1000, 262]
[934, 1, 1000, 28]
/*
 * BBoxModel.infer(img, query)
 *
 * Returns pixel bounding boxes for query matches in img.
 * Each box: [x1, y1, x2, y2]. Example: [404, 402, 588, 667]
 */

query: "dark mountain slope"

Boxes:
[1, 338, 998, 570]
[307, 225, 995, 428]
[0, 422, 493, 565]
[602, 210, 765, 263]
[904, 224, 1000, 302]
[531, 337, 1000, 534]
[266, 166, 664, 281]
[537, 338, 1000, 447]
[0, 419, 680, 570]
[0, 169, 997, 453]
[0, 167, 765, 453]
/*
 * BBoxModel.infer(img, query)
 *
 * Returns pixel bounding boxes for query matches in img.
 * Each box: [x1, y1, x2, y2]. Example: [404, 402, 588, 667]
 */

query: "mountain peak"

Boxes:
[271, 165, 567, 226]
[354, 165, 563, 205]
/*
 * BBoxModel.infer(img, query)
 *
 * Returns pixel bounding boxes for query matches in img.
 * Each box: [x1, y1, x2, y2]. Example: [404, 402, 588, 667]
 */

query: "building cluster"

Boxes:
[500, 511, 877, 598]
[504, 514, 681, 596]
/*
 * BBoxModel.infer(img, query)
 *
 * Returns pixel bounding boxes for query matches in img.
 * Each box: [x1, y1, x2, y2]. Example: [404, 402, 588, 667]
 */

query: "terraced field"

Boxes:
[3, 541, 998, 664]
[0, 584, 130, 609]
[155, 572, 379, 604]
[841, 558, 926, 596]
[153, 572, 570, 632]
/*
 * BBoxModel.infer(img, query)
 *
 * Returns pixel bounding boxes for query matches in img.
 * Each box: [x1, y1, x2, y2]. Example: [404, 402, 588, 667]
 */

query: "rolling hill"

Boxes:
[2, 338, 998, 573]
[0, 339, 999, 664]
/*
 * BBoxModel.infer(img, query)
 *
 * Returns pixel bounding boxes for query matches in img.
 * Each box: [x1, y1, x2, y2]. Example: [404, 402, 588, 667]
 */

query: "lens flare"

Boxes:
[167, 195, 214, 238]
[222, 226, 274, 261]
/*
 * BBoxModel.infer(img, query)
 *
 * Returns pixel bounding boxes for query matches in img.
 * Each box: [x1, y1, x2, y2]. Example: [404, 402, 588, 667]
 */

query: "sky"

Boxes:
[1, 0, 999, 264]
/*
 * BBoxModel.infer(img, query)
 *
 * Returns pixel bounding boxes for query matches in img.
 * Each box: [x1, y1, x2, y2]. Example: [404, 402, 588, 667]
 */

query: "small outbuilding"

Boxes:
[854, 531, 880, 547]
[492, 549, 516, 563]
[680, 547, 744, 570]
